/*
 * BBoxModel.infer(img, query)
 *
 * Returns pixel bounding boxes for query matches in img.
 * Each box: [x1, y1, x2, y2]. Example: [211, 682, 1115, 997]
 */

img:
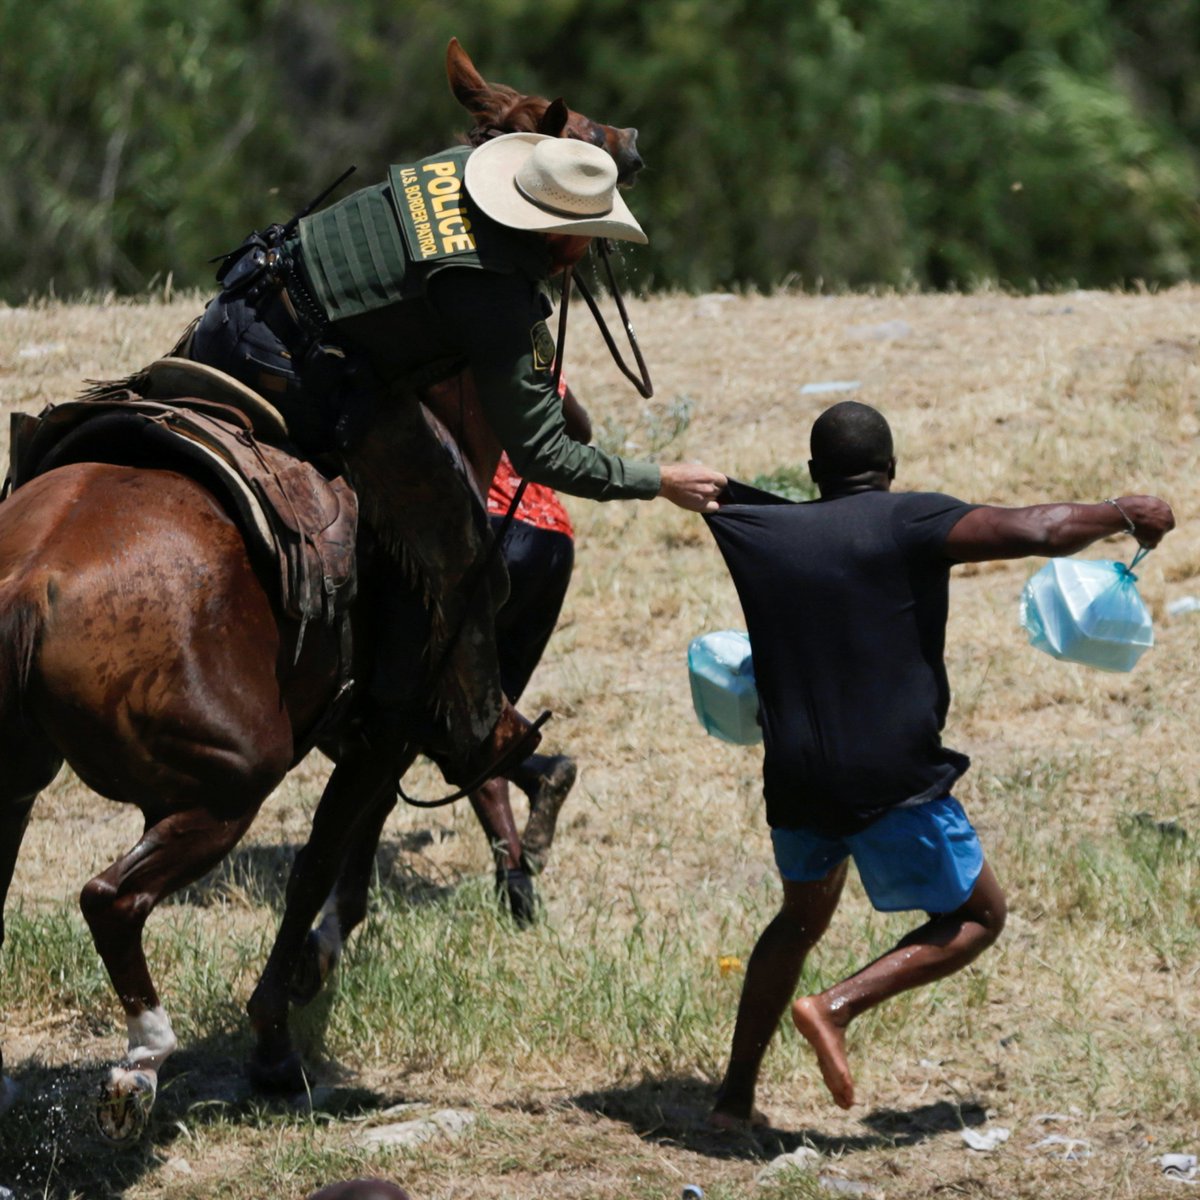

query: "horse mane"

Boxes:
[464, 92, 550, 146]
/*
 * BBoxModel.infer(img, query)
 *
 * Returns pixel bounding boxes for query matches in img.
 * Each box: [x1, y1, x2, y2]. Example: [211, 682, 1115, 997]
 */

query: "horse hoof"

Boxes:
[96, 1067, 157, 1142]
[0, 1075, 19, 1117]
[497, 867, 539, 929]
[521, 755, 577, 873]
[290, 929, 336, 1007]
[248, 1049, 307, 1095]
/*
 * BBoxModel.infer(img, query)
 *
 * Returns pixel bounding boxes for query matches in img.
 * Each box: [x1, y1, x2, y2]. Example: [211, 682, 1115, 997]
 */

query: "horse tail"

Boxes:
[0, 586, 44, 719]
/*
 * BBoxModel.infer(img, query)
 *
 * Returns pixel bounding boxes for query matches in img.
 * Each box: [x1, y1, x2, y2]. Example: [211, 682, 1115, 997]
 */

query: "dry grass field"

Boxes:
[0, 285, 1198, 1200]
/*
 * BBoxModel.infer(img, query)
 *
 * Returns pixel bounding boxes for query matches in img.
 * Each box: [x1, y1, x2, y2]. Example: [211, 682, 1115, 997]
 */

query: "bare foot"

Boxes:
[707, 1105, 770, 1132]
[791, 996, 854, 1109]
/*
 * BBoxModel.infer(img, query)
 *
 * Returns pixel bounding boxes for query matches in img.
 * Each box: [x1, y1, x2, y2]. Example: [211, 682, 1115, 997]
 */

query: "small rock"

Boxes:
[817, 1176, 884, 1199]
[377, 1101, 427, 1118]
[162, 1157, 193, 1178]
[755, 1146, 821, 1183]
[357, 1108, 475, 1149]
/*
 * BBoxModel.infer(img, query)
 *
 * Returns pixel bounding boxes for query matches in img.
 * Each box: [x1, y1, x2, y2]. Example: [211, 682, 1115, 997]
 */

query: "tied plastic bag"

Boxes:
[687, 630, 763, 745]
[1020, 553, 1153, 673]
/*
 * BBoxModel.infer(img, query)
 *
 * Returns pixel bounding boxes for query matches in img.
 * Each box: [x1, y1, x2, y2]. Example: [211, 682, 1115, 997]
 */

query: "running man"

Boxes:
[704, 400, 1174, 1122]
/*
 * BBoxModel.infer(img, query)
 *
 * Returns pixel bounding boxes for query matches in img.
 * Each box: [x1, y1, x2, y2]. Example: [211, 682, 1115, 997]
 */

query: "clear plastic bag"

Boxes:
[687, 630, 763, 745]
[1020, 553, 1153, 673]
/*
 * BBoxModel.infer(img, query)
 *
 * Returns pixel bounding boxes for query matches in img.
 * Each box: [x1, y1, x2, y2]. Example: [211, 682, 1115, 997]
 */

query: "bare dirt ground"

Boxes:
[0, 286, 1198, 1199]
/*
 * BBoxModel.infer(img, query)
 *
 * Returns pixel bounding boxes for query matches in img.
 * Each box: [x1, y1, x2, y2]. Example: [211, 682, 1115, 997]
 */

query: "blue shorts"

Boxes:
[771, 796, 984, 914]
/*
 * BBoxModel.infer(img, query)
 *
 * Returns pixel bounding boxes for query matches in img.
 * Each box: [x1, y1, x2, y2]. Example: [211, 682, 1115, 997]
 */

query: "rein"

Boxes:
[397, 240, 651, 808]
[571, 238, 654, 400]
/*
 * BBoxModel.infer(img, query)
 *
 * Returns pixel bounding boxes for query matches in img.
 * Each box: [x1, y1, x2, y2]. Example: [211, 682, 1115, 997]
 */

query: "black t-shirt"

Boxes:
[704, 481, 977, 835]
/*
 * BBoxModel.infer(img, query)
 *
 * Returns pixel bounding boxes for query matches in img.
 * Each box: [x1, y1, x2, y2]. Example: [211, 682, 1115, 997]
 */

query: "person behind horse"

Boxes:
[704, 400, 1174, 1124]
[472, 373, 588, 923]
[184, 133, 726, 787]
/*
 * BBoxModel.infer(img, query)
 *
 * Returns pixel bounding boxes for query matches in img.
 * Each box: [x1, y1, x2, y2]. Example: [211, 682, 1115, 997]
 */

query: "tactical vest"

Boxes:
[297, 146, 551, 325]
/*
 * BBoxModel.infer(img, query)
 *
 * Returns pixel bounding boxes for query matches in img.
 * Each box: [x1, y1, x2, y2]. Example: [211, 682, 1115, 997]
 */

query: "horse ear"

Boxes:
[446, 37, 490, 109]
[538, 98, 570, 137]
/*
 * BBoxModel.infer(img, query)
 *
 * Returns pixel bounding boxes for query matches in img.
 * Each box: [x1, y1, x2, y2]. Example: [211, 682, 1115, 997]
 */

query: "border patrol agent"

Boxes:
[186, 134, 727, 783]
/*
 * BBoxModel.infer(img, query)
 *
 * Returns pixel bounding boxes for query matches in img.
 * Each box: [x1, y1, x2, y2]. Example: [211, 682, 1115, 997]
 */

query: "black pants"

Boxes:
[492, 519, 574, 703]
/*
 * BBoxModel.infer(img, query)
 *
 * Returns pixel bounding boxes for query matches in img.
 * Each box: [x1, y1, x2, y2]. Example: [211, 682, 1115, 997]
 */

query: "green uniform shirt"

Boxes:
[297, 147, 660, 502]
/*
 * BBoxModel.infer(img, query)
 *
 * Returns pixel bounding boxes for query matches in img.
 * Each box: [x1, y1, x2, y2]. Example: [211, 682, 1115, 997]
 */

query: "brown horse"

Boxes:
[0, 460, 352, 1139]
[447, 37, 643, 184]
[0, 39, 644, 1139]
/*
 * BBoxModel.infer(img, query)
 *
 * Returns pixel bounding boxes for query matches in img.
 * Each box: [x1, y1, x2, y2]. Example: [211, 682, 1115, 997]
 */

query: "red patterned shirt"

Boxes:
[488, 452, 574, 538]
[487, 372, 575, 537]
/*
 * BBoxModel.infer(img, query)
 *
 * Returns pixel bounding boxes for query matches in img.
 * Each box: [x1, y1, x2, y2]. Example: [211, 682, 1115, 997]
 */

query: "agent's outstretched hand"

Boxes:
[659, 463, 728, 513]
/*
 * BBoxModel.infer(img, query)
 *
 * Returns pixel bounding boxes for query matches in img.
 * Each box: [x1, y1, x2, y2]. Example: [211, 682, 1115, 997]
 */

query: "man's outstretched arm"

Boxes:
[945, 495, 1175, 563]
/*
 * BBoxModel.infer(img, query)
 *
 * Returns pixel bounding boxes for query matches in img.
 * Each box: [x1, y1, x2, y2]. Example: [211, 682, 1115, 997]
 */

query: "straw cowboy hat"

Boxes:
[465, 132, 647, 244]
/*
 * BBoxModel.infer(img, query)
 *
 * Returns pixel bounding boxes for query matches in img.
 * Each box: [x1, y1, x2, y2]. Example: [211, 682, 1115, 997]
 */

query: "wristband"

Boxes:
[1105, 498, 1136, 536]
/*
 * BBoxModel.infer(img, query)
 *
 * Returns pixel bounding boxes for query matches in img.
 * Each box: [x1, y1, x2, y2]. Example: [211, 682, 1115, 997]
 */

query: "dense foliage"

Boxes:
[2, 0, 1198, 300]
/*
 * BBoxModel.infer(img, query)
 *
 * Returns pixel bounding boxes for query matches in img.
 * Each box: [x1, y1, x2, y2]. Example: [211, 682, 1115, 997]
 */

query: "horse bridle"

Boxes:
[397, 240, 654, 808]
[564, 238, 654, 401]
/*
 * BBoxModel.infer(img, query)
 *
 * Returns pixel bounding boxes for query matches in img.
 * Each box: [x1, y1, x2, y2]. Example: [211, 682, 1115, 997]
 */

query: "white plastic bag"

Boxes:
[1020, 555, 1153, 673]
[687, 630, 762, 745]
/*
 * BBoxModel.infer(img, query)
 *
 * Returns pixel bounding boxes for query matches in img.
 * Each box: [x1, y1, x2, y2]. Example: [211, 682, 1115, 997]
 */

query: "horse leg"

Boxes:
[289, 770, 401, 1007]
[0, 794, 41, 1116]
[469, 779, 538, 927]
[0, 715, 64, 1118]
[247, 748, 405, 1090]
[81, 804, 259, 1141]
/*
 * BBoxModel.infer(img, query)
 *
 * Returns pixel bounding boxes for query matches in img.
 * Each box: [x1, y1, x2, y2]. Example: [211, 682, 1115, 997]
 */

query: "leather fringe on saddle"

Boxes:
[335, 379, 510, 741]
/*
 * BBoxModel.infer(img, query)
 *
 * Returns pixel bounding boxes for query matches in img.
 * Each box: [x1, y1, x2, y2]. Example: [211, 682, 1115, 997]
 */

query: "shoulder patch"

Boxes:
[530, 319, 556, 373]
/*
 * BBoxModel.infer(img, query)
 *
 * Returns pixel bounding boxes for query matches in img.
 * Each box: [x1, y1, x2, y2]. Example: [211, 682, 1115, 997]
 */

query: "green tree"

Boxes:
[2, 0, 1199, 299]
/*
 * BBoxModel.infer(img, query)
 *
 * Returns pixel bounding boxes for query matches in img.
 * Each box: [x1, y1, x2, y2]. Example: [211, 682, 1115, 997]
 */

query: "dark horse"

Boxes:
[276, 35, 648, 1003]
[0, 39, 643, 1140]
[249, 36, 646, 1087]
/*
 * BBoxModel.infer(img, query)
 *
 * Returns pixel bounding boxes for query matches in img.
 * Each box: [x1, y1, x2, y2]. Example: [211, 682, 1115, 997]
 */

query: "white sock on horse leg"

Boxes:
[124, 1006, 178, 1071]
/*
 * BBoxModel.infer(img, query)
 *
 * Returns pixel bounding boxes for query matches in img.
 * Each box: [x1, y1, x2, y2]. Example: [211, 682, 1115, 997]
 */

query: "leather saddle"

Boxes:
[7, 359, 358, 648]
